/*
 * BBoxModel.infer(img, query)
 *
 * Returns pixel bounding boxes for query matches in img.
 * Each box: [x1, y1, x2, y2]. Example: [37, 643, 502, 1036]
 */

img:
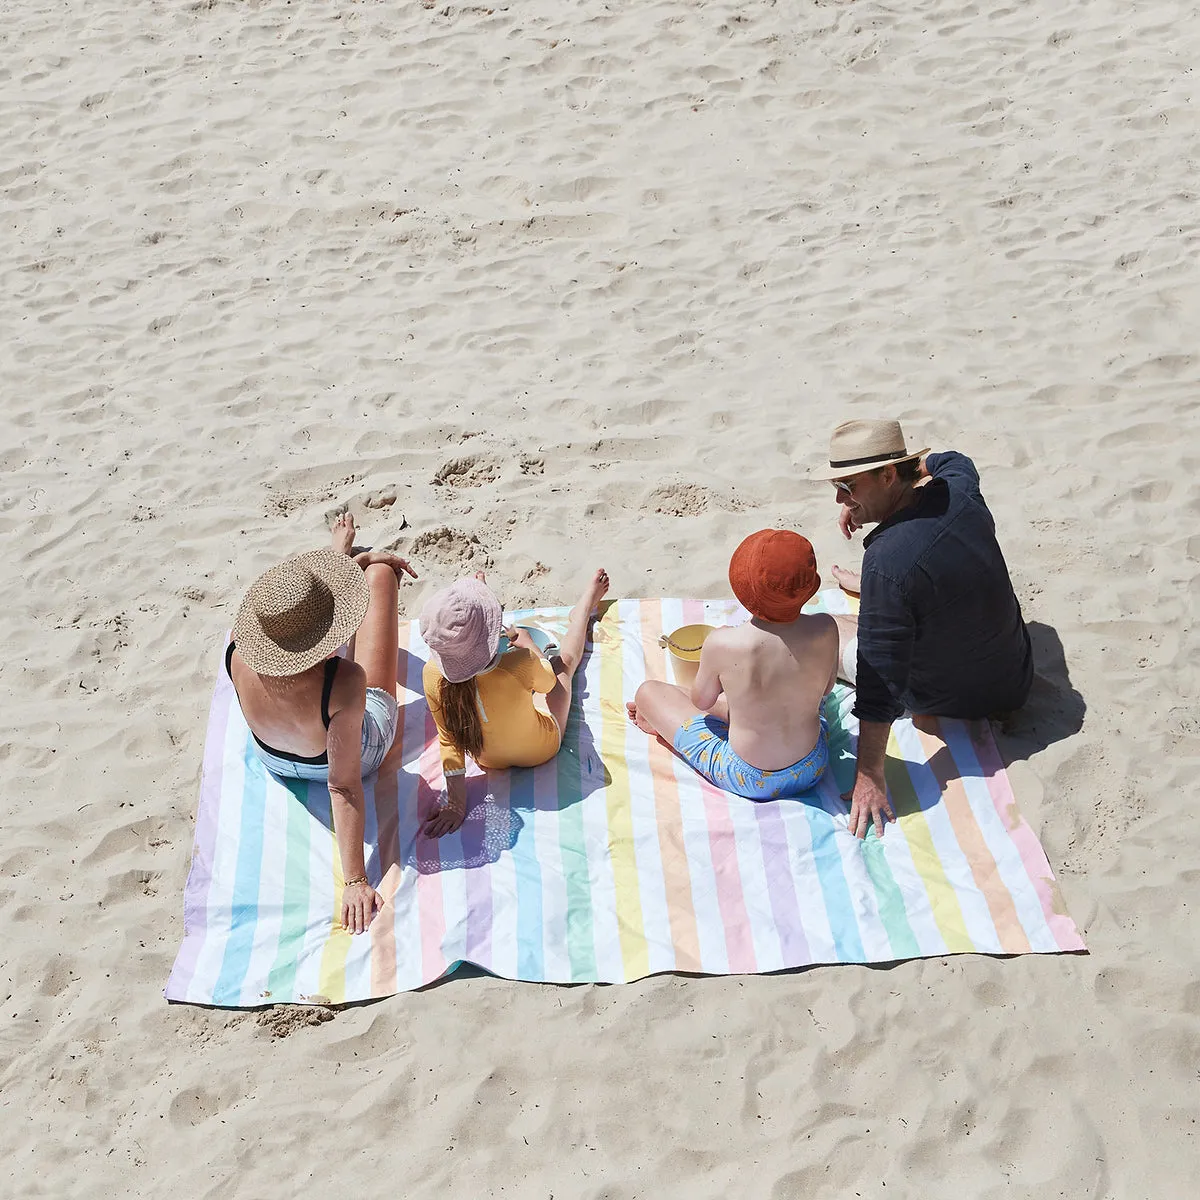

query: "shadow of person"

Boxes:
[513, 637, 612, 816]
[403, 774, 526, 875]
[388, 645, 432, 771]
[287, 766, 523, 880]
[992, 620, 1086, 764]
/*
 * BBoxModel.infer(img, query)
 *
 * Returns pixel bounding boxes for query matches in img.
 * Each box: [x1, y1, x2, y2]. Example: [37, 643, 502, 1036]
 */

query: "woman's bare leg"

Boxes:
[333, 514, 400, 696]
[546, 569, 609, 734]
[355, 565, 400, 696]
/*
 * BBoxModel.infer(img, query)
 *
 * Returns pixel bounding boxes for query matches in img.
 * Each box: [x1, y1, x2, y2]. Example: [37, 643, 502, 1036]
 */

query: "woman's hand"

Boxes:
[353, 549, 418, 579]
[422, 789, 466, 838]
[341, 880, 382, 934]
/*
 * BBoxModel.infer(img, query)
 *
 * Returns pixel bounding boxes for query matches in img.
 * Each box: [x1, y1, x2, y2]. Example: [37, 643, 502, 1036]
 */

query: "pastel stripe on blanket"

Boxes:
[166, 593, 1085, 1007]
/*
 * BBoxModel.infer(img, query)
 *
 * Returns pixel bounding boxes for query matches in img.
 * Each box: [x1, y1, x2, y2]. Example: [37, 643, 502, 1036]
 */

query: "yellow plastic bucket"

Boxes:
[659, 624, 714, 688]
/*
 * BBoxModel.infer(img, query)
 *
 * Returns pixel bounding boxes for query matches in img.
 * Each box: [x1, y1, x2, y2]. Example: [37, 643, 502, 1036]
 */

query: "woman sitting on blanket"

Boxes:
[226, 513, 417, 935]
[419, 567, 610, 838]
[627, 530, 838, 801]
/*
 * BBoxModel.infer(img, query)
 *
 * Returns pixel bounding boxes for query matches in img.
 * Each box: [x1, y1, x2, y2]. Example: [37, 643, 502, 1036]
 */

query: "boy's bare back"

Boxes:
[695, 613, 839, 771]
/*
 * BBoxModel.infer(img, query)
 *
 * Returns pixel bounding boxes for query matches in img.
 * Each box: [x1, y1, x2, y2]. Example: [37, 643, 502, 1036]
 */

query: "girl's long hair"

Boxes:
[439, 676, 484, 760]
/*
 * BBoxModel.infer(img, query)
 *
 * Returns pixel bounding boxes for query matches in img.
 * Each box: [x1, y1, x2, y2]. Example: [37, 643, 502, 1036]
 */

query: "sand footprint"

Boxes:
[432, 455, 500, 487]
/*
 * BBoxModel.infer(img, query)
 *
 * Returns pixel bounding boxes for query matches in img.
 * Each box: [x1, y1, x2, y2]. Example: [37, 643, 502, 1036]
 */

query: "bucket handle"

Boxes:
[659, 632, 706, 655]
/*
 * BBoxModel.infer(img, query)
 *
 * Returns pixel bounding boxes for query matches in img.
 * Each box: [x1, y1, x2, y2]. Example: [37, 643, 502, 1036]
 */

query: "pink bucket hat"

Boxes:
[419, 577, 504, 683]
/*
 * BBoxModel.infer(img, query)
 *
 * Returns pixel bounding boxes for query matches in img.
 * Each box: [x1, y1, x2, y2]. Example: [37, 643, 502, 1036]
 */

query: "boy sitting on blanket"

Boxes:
[627, 530, 838, 800]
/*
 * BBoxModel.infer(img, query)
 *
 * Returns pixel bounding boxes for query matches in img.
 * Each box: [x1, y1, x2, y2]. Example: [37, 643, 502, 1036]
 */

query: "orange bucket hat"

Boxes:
[728, 529, 821, 623]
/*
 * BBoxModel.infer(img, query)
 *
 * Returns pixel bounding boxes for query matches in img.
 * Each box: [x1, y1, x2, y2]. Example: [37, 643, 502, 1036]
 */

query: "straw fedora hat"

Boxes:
[813, 419, 929, 479]
[233, 549, 370, 676]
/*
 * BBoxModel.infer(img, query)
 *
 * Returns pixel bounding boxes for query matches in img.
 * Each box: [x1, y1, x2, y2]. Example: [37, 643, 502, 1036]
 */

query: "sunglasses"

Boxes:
[831, 478, 857, 499]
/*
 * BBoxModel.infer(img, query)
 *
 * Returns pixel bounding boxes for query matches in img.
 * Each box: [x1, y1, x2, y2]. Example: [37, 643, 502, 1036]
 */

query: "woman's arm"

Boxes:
[326, 664, 381, 934]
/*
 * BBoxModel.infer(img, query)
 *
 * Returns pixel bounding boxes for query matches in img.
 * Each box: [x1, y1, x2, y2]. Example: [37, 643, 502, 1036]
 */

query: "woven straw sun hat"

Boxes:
[812, 419, 930, 479]
[233, 549, 370, 677]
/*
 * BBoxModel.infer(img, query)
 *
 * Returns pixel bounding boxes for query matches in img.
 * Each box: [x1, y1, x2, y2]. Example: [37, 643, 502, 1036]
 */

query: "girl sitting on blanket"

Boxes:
[419, 568, 610, 838]
[226, 513, 417, 935]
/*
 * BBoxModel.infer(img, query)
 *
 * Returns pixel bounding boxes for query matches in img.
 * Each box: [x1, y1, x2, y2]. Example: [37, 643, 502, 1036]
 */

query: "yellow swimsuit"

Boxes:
[423, 647, 561, 777]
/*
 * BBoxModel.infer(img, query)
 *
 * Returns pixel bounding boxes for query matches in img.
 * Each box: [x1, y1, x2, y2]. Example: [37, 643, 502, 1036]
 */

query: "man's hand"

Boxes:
[842, 772, 895, 839]
[838, 503, 861, 540]
[341, 880, 382, 934]
[422, 790, 466, 838]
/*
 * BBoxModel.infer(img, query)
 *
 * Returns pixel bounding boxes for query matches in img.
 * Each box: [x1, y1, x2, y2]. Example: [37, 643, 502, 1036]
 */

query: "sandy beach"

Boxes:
[3, 0, 1198, 1195]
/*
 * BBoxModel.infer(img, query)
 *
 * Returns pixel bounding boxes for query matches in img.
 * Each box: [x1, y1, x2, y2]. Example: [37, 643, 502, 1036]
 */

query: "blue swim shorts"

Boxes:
[672, 714, 829, 801]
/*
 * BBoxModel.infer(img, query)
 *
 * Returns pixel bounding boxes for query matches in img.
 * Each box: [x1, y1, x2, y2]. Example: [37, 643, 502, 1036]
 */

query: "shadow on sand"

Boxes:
[992, 620, 1086, 765]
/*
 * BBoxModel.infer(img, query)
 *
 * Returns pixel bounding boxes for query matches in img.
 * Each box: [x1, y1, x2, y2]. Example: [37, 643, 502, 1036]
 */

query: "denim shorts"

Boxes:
[254, 688, 399, 782]
[672, 714, 829, 801]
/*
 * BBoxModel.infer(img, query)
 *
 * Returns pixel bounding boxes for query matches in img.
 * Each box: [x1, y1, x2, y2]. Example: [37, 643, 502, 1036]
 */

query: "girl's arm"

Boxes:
[421, 662, 470, 837]
[423, 772, 467, 838]
[509, 629, 557, 693]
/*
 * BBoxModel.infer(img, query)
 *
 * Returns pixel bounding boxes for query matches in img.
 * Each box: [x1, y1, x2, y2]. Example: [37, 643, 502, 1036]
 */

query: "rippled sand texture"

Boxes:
[2, 0, 1198, 1196]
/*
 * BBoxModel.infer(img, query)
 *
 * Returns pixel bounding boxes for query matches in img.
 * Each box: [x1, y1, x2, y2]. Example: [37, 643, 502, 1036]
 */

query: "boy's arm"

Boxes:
[689, 636, 724, 712]
[823, 614, 839, 696]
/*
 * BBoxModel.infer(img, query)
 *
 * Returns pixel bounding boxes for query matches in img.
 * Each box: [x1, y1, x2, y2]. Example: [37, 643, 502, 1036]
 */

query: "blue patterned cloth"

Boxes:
[672, 713, 829, 800]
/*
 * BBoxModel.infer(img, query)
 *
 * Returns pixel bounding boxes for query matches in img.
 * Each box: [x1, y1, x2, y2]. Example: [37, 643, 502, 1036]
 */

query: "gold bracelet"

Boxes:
[344, 874, 368, 888]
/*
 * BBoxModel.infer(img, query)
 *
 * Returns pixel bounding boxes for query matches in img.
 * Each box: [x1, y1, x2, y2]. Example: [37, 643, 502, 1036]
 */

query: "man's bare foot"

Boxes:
[331, 511, 356, 557]
[831, 564, 861, 594]
[626, 700, 656, 735]
[353, 549, 418, 580]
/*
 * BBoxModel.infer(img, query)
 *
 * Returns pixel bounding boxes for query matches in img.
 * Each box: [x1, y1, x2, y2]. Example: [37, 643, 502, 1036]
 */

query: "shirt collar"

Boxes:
[864, 479, 942, 548]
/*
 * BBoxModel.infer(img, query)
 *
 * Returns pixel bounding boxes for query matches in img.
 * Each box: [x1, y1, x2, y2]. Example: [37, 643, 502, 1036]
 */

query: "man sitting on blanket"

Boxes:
[626, 530, 839, 800]
[817, 419, 1033, 841]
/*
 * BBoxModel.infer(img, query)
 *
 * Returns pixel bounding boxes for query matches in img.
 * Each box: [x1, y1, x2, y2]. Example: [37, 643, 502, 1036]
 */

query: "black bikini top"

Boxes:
[224, 641, 339, 765]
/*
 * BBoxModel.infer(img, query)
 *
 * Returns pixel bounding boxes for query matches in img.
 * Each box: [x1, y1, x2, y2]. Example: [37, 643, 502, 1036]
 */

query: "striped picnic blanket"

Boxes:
[166, 592, 1084, 1007]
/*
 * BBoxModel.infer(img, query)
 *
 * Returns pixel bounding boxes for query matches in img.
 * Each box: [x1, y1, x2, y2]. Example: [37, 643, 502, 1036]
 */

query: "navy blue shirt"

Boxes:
[854, 451, 1033, 723]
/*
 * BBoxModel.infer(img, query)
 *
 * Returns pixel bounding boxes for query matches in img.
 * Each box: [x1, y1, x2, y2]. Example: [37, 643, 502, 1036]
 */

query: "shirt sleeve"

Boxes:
[926, 451, 981, 498]
[422, 661, 467, 777]
[852, 566, 914, 724]
[509, 646, 558, 694]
